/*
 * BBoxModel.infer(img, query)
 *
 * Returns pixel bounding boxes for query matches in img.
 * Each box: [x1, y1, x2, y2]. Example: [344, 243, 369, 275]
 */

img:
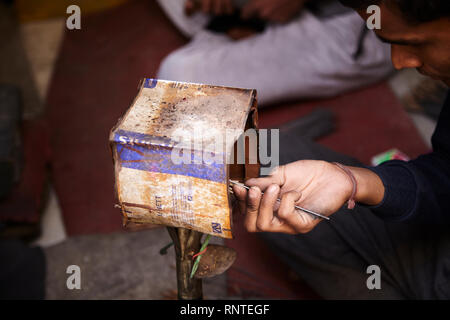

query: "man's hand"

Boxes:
[185, 0, 234, 16]
[241, 0, 307, 23]
[232, 160, 385, 234]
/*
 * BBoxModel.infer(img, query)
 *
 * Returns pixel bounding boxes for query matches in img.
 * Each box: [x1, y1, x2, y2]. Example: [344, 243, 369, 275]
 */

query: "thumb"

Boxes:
[246, 165, 286, 191]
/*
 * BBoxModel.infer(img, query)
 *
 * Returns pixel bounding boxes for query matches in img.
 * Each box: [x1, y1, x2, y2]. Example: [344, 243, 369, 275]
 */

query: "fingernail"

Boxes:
[249, 186, 260, 197]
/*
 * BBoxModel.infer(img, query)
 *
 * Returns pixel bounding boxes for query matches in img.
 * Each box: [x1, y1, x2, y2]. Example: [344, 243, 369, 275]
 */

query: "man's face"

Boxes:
[359, 4, 450, 86]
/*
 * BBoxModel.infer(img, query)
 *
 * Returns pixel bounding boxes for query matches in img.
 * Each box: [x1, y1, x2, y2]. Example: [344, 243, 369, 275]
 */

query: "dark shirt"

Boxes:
[368, 90, 450, 223]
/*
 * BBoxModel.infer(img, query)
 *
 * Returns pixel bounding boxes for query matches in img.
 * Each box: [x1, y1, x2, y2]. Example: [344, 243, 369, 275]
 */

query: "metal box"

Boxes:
[110, 79, 258, 238]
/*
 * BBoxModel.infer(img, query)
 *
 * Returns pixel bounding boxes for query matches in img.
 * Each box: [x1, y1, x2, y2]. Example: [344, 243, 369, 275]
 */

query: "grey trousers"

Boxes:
[260, 134, 450, 299]
[156, 0, 393, 106]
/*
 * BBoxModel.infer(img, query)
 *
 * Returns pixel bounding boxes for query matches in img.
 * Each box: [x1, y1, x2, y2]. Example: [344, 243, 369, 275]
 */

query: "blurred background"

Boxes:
[0, 0, 447, 299]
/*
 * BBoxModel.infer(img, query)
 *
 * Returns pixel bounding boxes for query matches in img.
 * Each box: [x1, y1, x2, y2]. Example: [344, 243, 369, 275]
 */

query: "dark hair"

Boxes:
[339, 0, 450, 24]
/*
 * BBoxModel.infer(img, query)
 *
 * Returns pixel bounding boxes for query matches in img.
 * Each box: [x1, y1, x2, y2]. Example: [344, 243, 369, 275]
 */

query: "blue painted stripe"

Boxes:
[114, 130, 226, 183]
[114, 129, 173, 147]
[143, 78, 158, 88]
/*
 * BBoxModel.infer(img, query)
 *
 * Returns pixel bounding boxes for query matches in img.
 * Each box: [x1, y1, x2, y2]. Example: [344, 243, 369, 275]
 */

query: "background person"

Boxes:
[156, 0, 393, 106]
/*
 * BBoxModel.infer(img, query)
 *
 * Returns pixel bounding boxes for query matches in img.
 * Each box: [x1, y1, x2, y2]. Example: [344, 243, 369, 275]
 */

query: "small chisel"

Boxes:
[229, 180, 330, 221]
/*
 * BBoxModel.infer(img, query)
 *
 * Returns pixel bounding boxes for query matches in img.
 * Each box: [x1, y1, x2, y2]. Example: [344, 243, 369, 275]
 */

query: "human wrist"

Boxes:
[332, 162, 357, 209]
[346, 166, 385, 206]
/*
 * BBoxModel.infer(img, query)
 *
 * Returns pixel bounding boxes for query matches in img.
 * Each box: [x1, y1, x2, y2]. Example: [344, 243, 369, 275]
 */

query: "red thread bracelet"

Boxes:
[332, 162, 357, 210]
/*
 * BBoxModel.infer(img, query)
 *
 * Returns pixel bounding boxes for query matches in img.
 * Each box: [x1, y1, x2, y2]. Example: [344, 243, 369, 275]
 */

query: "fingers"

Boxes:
[241, 0, 260, 19]
[234, 172, 314, 234]
[224, 0, 233, 14]
[258, 1, 279, 20]
[277, 190, 311, 233]
[255, 184, 280, 231]
[213, 0, 222, 15]
[202, 0, 212, 13]
[184, 0, 196, 15]
[245, 176, 275, 191]
[244, 186, 262, 232]
[213, 0, 233, 15]
[263, 7, 288, 23]
[246, 165, 286, 191]
[232, 183, 247, 216]
[243, 185, 305, 234]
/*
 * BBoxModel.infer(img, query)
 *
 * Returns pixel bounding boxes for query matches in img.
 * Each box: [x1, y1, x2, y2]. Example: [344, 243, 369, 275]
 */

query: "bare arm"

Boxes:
[233, 160, 385, 234]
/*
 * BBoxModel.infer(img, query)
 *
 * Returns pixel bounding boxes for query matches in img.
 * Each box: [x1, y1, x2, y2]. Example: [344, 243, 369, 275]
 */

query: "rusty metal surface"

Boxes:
[117, 79, 255, 151]
[110, 79, 257, 239]
[194, 244, 237, 279]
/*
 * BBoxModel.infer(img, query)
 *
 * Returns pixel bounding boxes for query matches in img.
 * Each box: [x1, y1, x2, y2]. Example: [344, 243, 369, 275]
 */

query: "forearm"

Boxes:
[345, 166, 385, 206]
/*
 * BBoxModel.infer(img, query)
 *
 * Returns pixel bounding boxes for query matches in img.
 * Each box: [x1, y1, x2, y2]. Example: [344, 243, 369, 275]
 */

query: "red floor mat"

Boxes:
[46, 0, 186, 236]
[0, 119, 51, 224]
[259, 82, 429, 165]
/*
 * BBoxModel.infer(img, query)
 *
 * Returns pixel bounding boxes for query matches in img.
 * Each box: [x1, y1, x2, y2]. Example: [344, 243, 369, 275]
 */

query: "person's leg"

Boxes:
[260, 212, 407, 299]
[260, 135, 450, 299]
[271, 200, 450, 299]
[157, 10, 392, 106]
[260, 134, 406, 299]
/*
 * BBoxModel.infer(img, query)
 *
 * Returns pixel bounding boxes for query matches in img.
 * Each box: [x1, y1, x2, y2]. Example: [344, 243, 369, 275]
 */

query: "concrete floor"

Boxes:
[2, 2, 441, 299]
[45, 227, 227, 299]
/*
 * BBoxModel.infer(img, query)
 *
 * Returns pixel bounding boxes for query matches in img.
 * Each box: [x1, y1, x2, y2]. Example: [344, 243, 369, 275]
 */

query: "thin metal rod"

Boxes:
[229, 180, 330, 221]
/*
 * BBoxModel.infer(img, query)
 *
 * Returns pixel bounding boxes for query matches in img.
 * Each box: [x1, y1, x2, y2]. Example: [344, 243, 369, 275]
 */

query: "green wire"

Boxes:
[190, 234, 212, 279]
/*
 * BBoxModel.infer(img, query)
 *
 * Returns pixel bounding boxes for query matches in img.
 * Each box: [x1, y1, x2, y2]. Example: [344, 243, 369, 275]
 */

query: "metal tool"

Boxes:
[229, 180, 330, 221]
